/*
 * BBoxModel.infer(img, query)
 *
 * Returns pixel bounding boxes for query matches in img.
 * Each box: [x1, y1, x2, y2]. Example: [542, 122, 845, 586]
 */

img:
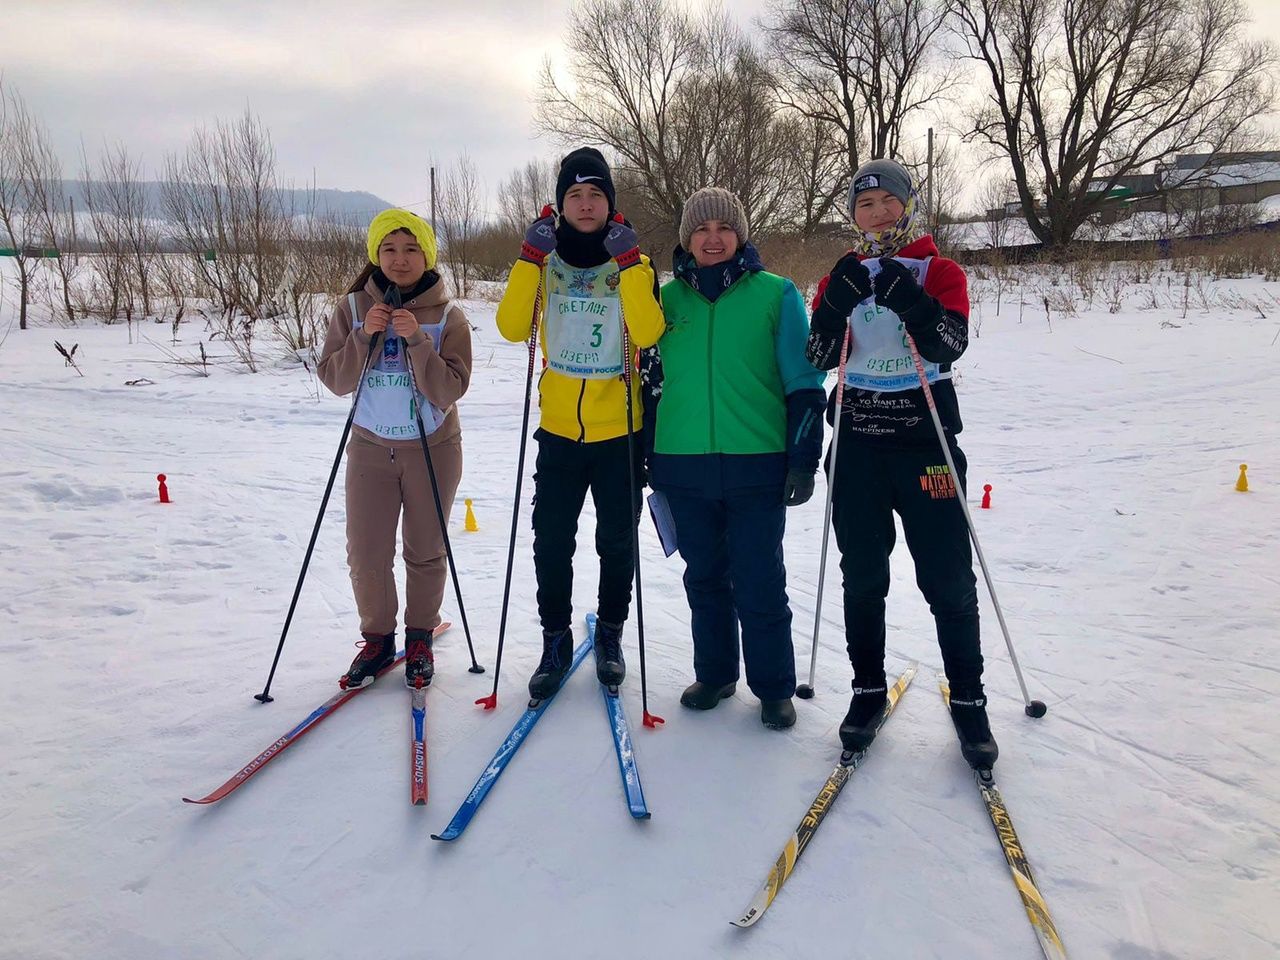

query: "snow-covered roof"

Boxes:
[1160, 160, 1280, 189]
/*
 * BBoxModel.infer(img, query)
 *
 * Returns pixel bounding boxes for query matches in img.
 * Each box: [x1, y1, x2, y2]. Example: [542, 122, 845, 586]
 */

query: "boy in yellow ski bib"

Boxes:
[496, 148, 664, 698]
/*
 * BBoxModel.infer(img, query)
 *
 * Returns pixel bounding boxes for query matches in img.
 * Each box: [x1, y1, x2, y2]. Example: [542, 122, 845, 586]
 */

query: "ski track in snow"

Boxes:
[1, 269, 1278, 959]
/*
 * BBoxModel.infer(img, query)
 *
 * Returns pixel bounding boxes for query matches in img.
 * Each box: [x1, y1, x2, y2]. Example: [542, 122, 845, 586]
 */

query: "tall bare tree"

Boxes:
[0, 82, 40, 330]
[12, 100, 78, 322]
[764, 0, 956, 182]
[951, 0, 1279, 246]
[82, 142, 158, 317]
[436, 153, 484, 298]
[161, 109, 287, 315]
[537, 0, 801, 238]
[496, 158, 557, 234]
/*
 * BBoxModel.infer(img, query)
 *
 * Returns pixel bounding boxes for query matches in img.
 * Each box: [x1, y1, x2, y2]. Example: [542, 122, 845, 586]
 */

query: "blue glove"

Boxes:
[604, 213, 641, 270]
[519, 204, 557, 266]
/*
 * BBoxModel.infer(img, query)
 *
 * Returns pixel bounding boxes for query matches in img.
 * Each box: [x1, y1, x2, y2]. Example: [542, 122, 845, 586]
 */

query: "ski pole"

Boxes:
[478, 286, 542, 710]
[904, 331, 1047, 718]
[395, 285, 485, 676]
[621, 324, 663, 728]
[796, 323, 852, 700]
[254, 293, 386, 704]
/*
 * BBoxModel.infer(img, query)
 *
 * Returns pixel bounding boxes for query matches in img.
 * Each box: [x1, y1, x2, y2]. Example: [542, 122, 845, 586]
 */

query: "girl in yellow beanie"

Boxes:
[317, 209, 472, 690]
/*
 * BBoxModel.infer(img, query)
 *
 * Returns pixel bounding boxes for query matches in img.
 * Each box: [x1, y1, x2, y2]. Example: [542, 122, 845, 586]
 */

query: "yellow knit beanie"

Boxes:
[366, 209, 437, 269]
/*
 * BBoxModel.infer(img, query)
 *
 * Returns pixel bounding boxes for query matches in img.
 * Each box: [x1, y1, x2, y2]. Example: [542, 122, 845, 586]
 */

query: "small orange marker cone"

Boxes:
[1235, 464, 1249, 492]
[980, 484, 992, 509]
[157, 473, 171, 504]
[464, 498, 479, 531]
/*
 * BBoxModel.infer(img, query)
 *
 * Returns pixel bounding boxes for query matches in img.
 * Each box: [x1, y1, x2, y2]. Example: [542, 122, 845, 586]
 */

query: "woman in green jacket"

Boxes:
[644, 188, 826, 729]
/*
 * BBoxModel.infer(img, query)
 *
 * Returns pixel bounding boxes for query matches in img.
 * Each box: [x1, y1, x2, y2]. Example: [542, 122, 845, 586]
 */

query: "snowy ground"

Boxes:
[1, 264, 1277, 960]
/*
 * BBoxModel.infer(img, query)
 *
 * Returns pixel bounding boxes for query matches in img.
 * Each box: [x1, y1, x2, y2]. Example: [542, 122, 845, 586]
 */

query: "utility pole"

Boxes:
[926, 127, 935, 229]
[430, 166, 437, 232]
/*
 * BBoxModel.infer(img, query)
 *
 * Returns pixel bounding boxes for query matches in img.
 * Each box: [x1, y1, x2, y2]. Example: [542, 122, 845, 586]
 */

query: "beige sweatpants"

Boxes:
[344, 432, 462, 635]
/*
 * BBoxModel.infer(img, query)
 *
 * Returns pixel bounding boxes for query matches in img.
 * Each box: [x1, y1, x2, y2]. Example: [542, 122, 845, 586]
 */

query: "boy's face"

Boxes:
[561, 184, 609, 232]
[688, 219, 739, 267]
[377, 229, 428, 287]
[853, 188, 905, 233]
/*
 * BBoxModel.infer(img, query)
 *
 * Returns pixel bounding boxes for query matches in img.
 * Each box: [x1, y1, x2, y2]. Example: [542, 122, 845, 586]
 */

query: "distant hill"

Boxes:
[59, 180, 393, 221]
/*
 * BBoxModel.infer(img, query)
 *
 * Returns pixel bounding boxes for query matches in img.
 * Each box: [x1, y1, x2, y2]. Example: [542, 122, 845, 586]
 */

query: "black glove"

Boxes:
[783, 468, 815, 507]
[873, 257, 927, 319]
[822, 253, 874, 318]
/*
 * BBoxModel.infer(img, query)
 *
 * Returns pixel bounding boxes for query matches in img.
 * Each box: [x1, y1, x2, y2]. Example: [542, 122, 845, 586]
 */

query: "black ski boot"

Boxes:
[528, 627, 574, 701]
[594, 619, 626, 686]
[839, 679, 888, 753]
[339, 631, 396, 689]
[679, 680, 736, 710]
[761, 698, 796, 730]
[404, 627, 435, 689]
[949, 681, 999, 770]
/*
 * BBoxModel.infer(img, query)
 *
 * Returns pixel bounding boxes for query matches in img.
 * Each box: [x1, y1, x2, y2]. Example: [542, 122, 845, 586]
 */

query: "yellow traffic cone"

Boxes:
[1235, 464, 1249, 492]
[464, 498, 479, 531]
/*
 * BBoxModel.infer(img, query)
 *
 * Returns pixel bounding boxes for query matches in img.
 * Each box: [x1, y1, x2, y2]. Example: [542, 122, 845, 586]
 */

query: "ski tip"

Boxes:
[429, 832, 457, 842]
[632, 809, 652, 821]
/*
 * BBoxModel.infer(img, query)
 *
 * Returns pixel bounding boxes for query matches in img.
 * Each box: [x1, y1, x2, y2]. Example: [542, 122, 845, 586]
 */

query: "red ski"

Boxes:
[184, 622, 450, 805]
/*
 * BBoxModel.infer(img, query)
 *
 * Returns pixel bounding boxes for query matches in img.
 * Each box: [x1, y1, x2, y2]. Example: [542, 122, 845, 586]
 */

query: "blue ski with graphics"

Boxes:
[431, 636, 593, 842]
[588, 612, 650, 820]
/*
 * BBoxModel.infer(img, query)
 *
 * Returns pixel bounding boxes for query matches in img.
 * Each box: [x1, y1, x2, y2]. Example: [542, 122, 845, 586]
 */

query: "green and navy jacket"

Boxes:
[642, 243, 826, 496]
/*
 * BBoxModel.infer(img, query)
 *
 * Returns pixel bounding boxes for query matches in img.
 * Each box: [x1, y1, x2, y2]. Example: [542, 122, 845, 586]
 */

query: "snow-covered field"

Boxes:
[1, 263, 1277, 960]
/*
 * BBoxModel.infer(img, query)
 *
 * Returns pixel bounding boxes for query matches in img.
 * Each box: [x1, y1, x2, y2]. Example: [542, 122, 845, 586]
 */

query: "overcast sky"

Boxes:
[4, 0, 1279, 220]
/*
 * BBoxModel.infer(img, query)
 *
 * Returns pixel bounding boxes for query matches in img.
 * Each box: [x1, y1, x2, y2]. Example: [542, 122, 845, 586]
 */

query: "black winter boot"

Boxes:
[340, 631, 396, 689]
[528, 627, 574, 700]
[839, 679, 888, 753]
[594, 619, 626, 686]
[761, 698, 797, 730]
[679, 680, 736, 710]
[950, 681, 999, 770]
[404, 627, 435, 689]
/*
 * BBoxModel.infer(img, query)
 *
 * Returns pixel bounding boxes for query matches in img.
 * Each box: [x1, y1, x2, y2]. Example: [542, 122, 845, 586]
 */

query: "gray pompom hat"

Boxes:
[679, 187, 749, 250]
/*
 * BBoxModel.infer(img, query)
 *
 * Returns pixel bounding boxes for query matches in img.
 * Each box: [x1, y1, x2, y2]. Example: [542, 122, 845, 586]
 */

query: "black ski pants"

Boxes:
[829, 436, 983, 687]
[531, 430, 643, 632]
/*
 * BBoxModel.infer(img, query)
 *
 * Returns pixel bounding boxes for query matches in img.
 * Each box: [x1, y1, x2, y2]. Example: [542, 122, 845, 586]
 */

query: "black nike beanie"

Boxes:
[555, 147, 616, 214]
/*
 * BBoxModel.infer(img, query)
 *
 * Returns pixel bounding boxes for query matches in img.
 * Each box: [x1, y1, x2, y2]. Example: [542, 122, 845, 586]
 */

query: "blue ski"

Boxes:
[587, 612, 650, 820]
[430, 636, 593, 842]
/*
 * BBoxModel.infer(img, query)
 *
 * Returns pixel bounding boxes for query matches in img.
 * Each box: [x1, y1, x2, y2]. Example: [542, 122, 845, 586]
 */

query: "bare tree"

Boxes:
[161, 109, 287, 316]
[82, 142, 158, 318]
[976, 172, 1018, 249]
[496, 158, 557, 233]
[536, 0, 802, 239]
[274, 195, 366, 354]
[951, 0, 1279, 247]
[0, 82, 39, 330]
[764, 0, 956, 181]
[436, 153, 484, 298]
[12, 99, 79, 322]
